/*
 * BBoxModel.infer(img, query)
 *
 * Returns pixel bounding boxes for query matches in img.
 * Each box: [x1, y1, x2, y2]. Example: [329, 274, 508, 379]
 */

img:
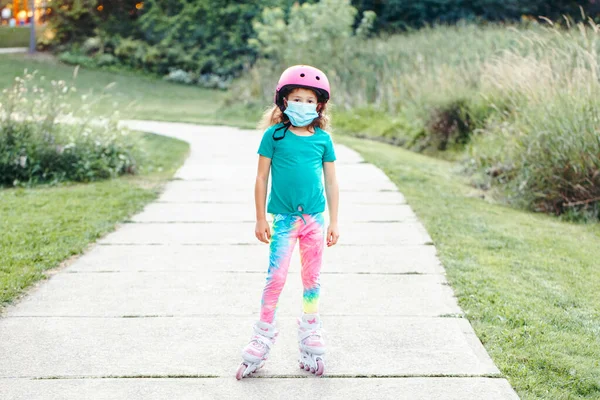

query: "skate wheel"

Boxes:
[236, 363, 247, 380]
[304, 364, 310, 371]
[310, 367, 315, 374]
[315, 359, 325, 376]
[299, 362, 305, 369]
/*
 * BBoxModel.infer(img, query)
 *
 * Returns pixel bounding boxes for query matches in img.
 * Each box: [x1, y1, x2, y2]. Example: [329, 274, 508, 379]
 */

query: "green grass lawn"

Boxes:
[0, 26, 31, 48]
[339, 136, 600, 400]
[0, 132, 189, 309]
[0, 53, 257, 128]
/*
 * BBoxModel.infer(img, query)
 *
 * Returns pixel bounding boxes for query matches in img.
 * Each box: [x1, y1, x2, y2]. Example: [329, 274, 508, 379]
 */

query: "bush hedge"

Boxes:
[0, 71, 139, 186]
[44, 0, 282, 82]
[351, 0, 600, 31]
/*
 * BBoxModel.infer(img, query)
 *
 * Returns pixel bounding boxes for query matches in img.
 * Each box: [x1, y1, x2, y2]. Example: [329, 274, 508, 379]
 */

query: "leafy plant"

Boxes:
[0, 70, 140, 186]
[351, 0, 600, 31]
[45, 0, 281, 80]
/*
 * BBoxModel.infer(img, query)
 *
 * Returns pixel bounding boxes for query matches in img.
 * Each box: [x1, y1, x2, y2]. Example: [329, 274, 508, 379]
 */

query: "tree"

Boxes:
[352, 0, 600, 31]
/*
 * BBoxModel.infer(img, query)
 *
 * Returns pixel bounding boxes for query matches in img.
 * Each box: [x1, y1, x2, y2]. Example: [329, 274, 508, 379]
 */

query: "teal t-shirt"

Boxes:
[257, 123, 336, 215]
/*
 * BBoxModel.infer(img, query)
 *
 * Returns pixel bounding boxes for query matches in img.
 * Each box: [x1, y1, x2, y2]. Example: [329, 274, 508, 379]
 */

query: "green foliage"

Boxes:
[114, 37, 149, 70]
[95, 52, 118, 67]
[355, 10, 377, 38]
[251, 0, 359, 62]
[94, 0, 144, 38]
[351, 0, 600, 31]
[233, 0, 376, 108]
[162, 69, 231, 89]
[44, 0, 99, 46]
[469, 37, 600, 219]
[137, 0, 276, 76]
[42, 0, 600, 84]
[58, 51, 97, 68]
[422, 100, 473, 151]
[44, 0, 142, 47]
[45, 0, 280, 79]
[0, 71, 139, 186]
[332, 106, 418, 146]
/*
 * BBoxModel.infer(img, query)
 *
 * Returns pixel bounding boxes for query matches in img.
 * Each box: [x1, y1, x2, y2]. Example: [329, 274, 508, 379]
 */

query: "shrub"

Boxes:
[163, 69, 232, 90]
[81, 36, 103, 55]
[472, 96, 600, 220]
[351, 0, 600, 31]
[95, 53, 118, 67]
[58, 51, 97, 68]
[142, 45, 165, 73]
[332, 107, 418, 146]
[45, 0, 279, 80]
[468, 22, 600, 220]
[424, 100, 472, 151]
[45, 0, 142, 46]
[164, 69, 195, 85]
[251, 0, 356, 60]
[0, 71, 140, 187]
[114, 37, 148, 69]
[233, 0, 376, 108]
[197, 74, 232, 90]
[44, 0, 99, 45]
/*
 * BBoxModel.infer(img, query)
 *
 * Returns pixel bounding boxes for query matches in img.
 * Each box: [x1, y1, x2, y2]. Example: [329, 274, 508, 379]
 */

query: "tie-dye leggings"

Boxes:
[260, 213, 325, 324]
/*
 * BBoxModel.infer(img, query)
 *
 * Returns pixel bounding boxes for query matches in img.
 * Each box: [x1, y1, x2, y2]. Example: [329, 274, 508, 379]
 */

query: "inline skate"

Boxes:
[236, 321, 278, 380]
[297, 314, 325, 376]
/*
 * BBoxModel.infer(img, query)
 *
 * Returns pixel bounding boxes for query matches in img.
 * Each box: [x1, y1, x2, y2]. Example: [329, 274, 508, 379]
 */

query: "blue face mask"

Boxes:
[284, 101, 319, 127]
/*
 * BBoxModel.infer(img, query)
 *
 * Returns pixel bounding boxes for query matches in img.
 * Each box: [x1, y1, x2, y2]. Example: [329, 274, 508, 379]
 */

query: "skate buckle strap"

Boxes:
[251, 334, 274, 349]
[253, 324, 277, 339]
[299, 329, 321, 342]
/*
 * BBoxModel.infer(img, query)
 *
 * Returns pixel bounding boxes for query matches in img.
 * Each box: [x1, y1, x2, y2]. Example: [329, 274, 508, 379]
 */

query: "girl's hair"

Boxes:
[258, 88, 330, 132]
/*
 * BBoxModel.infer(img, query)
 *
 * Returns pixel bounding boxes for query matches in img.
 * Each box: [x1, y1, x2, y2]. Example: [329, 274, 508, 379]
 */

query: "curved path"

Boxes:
[0, 121, 519, 399]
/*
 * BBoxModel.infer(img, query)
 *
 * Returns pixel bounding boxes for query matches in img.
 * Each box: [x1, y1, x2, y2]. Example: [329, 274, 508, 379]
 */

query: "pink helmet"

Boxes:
[275, 65, 331, 111]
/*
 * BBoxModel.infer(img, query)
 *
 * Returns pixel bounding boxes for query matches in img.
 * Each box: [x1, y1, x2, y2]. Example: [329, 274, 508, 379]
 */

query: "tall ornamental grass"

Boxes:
[0, 70, 140, 187]
[470, 21, 600, 220]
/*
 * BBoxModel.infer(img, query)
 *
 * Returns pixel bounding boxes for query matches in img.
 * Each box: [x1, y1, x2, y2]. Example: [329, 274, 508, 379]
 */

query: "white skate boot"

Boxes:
[297, 313, 325, 376]
[236, 321, 278, 380]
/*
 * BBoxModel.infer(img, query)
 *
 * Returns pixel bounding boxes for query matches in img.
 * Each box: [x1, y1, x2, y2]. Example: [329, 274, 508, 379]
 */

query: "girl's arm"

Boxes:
[324, 161, 340, 247]
[255, 156, 272, 244]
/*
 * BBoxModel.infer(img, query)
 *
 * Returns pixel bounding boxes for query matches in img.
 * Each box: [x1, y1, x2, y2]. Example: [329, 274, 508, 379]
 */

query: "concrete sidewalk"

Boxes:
[0, 121, 519, 399]
[0, 47, 27, 54]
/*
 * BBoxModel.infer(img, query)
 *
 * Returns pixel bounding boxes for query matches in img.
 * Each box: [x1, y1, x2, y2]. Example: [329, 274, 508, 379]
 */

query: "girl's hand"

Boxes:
[327, 223, 340, 247]
[255, 219, 271, 244]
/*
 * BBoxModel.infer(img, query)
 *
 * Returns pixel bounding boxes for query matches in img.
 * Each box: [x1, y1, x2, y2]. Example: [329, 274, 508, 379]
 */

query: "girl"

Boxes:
[236, 65, 340, 380]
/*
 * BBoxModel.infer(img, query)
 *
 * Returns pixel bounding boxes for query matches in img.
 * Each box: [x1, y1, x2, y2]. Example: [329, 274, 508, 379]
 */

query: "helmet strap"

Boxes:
[273, 121, 292, 141]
